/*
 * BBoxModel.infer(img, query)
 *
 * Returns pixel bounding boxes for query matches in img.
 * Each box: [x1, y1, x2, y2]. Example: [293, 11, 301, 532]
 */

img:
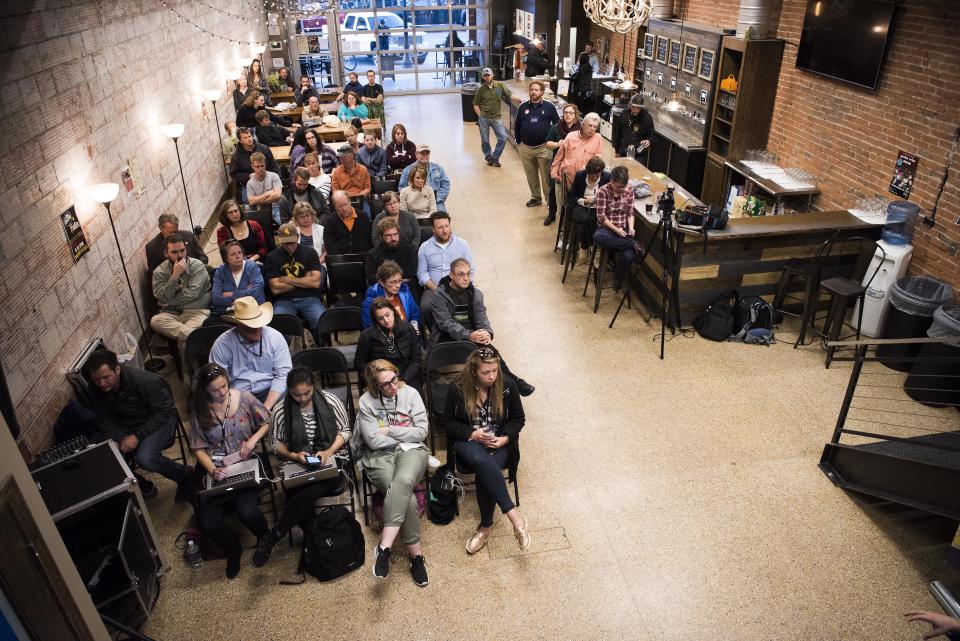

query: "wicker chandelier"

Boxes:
[583, 0, 652, 33]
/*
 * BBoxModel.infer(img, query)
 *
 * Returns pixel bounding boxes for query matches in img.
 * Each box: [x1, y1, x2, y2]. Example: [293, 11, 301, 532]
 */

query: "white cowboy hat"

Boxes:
[222, 296, 274, 328]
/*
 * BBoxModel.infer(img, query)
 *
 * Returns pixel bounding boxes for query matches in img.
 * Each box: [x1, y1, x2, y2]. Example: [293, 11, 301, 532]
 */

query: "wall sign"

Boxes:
[681, 43, 698, 75]
[645, 67, 651, 79]
[655, 36, 668, 64]
[889, 150, 918, 199]
[670, 76, 677, 91]
[699, 89, 708, 104]
[698, 49, 715, 81]
[668, 40, 681, 68]
[60, 206, 89, 263]
[656, 72, 663, 86]
[643, 33, 655, 59]
[684, 82, 692, 98]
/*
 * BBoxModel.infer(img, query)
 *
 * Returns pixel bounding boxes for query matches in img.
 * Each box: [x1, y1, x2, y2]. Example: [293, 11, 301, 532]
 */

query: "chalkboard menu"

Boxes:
[682, 43, 698, 74]
[698, 48, 715, 81]
[668, 40, 681, 68]
[655, 36, 668, 64]
[493, 23, 505, 51]
[643, 33, 655, 59]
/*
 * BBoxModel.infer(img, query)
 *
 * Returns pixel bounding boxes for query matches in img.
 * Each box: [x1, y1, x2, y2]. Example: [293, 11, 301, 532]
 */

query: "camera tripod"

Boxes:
[609, 186, 681, 360]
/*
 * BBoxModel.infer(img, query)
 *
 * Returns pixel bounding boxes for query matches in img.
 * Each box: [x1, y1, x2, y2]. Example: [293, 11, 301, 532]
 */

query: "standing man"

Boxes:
[361, 69, 384, 106]
[613, 93, 654, 159]
[524, 39, 550, 77]
[472, 68, 512, 168]
[593, 166, 639, 292]
[230, 127, 280, 204]
[150, 233, 211, 351]
[581, 41, 600, 74]
[514, 79, 559, 212]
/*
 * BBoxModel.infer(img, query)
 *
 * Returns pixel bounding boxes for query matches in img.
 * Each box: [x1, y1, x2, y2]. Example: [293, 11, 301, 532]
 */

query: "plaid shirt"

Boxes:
[595, 183, 635, 231]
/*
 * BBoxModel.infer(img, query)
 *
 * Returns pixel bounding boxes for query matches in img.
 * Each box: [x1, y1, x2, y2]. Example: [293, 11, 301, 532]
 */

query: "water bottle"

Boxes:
[185, 540, 203, 569]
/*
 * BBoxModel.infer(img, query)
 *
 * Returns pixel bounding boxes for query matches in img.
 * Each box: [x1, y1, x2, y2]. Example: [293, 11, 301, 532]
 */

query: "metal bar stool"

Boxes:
[581, 243, 612, 313]
[771, 233, 837, 348]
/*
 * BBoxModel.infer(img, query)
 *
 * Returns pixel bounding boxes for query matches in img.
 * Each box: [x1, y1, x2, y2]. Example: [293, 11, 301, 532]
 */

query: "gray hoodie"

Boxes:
[351, 385, 428, 459]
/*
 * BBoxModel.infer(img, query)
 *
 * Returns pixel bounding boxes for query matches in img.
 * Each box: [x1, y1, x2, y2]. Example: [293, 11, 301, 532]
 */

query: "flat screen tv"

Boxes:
[795, 0, 896, 90]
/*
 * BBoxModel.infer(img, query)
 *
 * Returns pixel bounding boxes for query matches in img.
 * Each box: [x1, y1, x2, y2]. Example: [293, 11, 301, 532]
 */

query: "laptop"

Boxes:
[280, 458, 341, 492]
[200, 458, 262, 497]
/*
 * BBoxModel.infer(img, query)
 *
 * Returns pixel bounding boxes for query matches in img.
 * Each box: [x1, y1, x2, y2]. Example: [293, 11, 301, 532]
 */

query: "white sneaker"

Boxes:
[427, 456, 441, 471]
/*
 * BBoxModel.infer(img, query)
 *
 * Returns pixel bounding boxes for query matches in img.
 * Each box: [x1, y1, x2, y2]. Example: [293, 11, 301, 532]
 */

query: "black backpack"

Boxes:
[693, 290, 738, 341]
[284, 507, 364, 583]
[427, 465, 458, 525]
[732, 295, 775, 342]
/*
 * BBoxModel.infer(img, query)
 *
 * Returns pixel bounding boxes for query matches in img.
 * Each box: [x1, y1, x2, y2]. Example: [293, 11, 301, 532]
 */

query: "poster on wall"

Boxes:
[888, 150, 918, 199]
[126, 157, 145, 198]
[60, 206, 89, 263]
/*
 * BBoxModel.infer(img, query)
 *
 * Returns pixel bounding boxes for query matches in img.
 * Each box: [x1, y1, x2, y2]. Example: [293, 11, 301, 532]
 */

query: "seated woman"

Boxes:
[371, 191, 420, 248]
[211, 240, 266, 316]
[303, 152, 332, 201]
[236, 90, 262, 128]
[355, 298, 421, 391]
[361, 260, 420, 331]
[385, 123, 416, 175]
[337, 91, 369, 122]
[215, 200, 267, 262]
[399, 166, 437, 221]
[301, 96, 325, 127]
[351, 359, 429, 586]
[190, 363, 271, 579]
[291, 202, 326, 265]
[442, 347, 530, 554]
[290, 127, 334, 172]
[251, 367, 352, 567]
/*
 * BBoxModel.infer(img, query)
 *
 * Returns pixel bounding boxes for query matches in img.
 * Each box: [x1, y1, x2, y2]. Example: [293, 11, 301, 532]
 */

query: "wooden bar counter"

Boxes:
[615, 158, 883, 326]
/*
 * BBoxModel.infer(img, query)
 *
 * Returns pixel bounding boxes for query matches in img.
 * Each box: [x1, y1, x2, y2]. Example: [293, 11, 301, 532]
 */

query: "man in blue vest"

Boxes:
[514, 79, 559, 216]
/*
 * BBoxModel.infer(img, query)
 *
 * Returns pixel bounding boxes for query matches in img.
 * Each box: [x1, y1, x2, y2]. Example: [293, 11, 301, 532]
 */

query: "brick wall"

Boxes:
[590, 0, 959, 294]
[588, 22, 640, 80]
[0, 0, 266, 453]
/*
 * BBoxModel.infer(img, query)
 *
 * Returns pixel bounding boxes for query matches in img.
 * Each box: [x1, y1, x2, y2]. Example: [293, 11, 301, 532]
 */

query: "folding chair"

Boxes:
[448, 445, 520, 514]
[292, 347, 357, 425]
[326, 255, 368, 307]
[317, 307, 363, 369]
[183, 325, 230, 389]
[269, 313, 306, 354]
[242, 205, 276, 252]
[424, 341, 476, 453]
[371, 176, 399, 196]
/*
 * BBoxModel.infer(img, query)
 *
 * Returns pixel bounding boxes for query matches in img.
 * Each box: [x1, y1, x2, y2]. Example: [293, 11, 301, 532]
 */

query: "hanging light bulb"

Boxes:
[664, 92, 682, 111]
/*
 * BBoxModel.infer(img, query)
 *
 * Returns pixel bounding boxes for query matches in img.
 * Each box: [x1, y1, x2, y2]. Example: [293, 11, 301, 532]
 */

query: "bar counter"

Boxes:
[615, 158, 883, 326]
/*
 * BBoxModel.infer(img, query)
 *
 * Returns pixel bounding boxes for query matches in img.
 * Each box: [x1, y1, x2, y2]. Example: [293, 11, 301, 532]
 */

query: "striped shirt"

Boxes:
[269, 390, 351, 455]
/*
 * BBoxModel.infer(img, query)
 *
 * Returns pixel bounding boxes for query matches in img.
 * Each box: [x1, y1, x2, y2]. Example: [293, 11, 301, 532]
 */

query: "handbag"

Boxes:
[720, 74, 738, 92]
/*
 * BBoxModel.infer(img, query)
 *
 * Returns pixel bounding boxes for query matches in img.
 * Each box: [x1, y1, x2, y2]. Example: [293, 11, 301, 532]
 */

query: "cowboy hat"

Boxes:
[222, 296, 274, 328]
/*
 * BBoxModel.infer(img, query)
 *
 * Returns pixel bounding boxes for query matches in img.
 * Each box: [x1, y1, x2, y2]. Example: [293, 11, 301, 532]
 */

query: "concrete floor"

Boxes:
[143, 93, 959, 641]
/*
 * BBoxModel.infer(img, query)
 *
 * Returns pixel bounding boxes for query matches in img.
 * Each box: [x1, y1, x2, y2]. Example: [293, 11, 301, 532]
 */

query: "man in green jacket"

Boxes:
[150, 232, 211, 349]
[472, 67, 512, 167]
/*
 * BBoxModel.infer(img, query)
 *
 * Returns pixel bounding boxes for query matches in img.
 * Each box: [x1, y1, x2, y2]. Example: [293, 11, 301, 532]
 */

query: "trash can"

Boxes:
[461, 82, 479, 123]
[904, 305, 960, 407]
[876, 276, 954, 371]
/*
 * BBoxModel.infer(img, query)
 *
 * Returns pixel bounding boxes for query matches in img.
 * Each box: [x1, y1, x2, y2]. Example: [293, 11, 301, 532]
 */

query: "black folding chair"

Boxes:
[371, 176, 399, 196]
[242, 205, 276, 252]
[292, 347, 357, 425]
[317, 306, 363, 368]
[183, 325, 230, 389]
[326, 256, 367, 307]
[269, 313, 306, 353]
[448, 444, 520, 513]
[424, 341, 476, 453]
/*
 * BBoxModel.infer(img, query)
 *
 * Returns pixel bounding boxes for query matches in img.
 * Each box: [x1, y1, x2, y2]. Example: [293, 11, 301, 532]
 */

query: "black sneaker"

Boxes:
[542, 213, 556, 226]
[526, 198, 542, 207]
[252, 530, 279, 567]
[515, 379, 535, 396]
[490, 160, 502, 167]
[372, 545, 391, 579]
[174, 466, 194, 503]
[138, 479, 158, 499]
[226, 552, 242, 580]
[409, 555, 429, 587]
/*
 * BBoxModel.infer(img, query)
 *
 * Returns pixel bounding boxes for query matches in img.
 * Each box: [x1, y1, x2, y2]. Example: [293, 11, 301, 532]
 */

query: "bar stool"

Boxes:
[772, 233, 836, 348]
[582, 244, 613, 313]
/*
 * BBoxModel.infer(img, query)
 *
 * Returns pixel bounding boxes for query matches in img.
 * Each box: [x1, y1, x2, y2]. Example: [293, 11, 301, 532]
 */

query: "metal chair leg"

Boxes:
[794, 280, 820, 349]
[593, 247, 608, 314]
[582, 244, 598, 297]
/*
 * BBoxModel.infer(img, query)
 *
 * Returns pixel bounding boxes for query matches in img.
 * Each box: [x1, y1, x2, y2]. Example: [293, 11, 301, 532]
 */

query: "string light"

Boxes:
[158, 0, 267, 47]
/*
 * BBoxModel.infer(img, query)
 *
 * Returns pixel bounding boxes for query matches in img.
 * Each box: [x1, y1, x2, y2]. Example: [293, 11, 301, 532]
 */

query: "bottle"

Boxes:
[626, 144, 636, 159]
[185, 540, 203, 569]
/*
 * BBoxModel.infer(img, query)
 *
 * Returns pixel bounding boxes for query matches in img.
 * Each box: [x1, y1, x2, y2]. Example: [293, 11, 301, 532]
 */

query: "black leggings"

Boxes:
[454, 441, 513, 528]
[197, 487, 268, 556]
[274, 477, 344, 537]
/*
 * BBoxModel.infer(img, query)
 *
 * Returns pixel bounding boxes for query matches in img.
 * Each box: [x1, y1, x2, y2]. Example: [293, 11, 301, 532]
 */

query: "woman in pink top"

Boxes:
[551, 112, 603, 194]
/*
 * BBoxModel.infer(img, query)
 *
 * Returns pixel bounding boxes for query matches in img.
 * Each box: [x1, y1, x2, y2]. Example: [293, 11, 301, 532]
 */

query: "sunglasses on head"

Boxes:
[475, 347, 498, 360]
[204, 365, 226, 381]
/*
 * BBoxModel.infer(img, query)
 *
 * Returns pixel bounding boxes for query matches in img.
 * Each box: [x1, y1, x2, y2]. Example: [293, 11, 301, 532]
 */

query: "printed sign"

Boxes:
[889, 150, 918, 199]
[60, 206, 89, 263]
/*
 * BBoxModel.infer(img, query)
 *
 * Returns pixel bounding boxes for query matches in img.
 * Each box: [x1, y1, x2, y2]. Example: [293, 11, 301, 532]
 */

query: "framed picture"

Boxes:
[643, 33, 655, 60]
[698, 48, 716, 81]
[668, 39, 681, 68]
[681, 43, 698, 75]
[269, 40, 282, 51]
[655, 36, 669, 64]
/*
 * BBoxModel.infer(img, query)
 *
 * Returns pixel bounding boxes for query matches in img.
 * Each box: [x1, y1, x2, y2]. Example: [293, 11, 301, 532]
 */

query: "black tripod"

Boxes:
[609, 186, 678, 360]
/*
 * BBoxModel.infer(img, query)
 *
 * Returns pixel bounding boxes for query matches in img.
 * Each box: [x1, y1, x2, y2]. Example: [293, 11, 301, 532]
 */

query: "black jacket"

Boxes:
[236, 104, 259, 128]
[145, 230, 208, 274]
[354, 320, 421, 385]
[443, 377, 525, 477]
[364, 242, 419, 285]
[322, 210, 373, 255]
[87, 365, 178, 441]
[614, 108, 655, 156]
[567, 169, 611, 208]
[230, 143, 280, 186]
[278, 184, 329, 223]
[294, 86, 320, 106]
[525, 46, 550, 77]
[430, 276, 492, 345]
[256, 123, 289, 147]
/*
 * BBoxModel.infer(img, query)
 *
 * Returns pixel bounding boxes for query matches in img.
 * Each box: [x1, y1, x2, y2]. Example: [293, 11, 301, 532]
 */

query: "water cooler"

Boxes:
[854, 240, 913, 337]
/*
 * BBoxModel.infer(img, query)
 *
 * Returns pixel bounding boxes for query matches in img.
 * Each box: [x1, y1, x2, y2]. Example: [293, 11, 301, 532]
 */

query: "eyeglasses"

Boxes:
[452, 270, 470, 278]
[378, 375, 400, 390]
[384, 278, 403, 286]
[475, 347, 498, 360]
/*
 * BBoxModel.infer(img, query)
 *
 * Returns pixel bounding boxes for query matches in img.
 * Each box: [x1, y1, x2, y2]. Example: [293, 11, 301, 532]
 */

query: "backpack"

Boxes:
[284, 507, 364, 583]
[427, 465, 459, 525]
[693, 290, 738, 341]
[732, 295, 776, 344]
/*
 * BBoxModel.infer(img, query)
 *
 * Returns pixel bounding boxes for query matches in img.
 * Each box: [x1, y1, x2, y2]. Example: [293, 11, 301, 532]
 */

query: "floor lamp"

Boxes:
[203, 90, 231, 189]
[88, 183, 165, 373]
[162, 123, 200, 238]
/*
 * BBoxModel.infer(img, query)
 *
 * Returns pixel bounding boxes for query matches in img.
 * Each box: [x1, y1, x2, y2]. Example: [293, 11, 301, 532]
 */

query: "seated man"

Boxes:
[398, 145, 451, 212]
[365, 218, 418, 295]
[417, 211, 473, 329]
[278, 166, 329, 224]
[209, 296, 292, 410]
[150, 233, 210, 349]
[568, 157, 611, 252]
[593, 165, 639, 292]
[254, 109, 293, 147]
[246, 151, 284, 226]
[431, 258, 534, 396]
[145, 213, 207, 273]
[230, 127, 280, 203]
[357, 132, 388, 178]
[331, 144, 372, 218]
[263, 224, 326, 340]
[85, 348, 192, 501]
[294, 75, 320, 106]
[324, 190, 373, 255]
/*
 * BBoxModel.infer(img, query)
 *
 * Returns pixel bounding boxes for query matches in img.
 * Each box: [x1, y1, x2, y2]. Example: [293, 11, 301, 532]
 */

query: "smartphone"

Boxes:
[304, 455, 324, 466]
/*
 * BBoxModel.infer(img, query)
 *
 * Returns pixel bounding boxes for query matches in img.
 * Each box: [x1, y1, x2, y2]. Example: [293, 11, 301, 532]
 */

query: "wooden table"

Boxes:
[313, 118, 382, 142]
[268, 105, 302, 123]
[271, 90, 295, 101]
[270, 146, 290, 164]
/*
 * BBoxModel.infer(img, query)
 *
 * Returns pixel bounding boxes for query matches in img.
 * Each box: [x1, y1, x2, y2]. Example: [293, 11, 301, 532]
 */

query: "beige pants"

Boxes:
[150, 309, 209, 343]
[518, 143, 553, 201]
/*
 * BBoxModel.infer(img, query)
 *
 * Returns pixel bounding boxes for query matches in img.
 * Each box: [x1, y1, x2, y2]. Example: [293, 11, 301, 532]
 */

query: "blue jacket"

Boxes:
[357, 145, 388, 177]
[514, 99, 559, 146]
[212, 260, 266, 314]
[361, 282, 421, 329]
[399, 161, 451, 205]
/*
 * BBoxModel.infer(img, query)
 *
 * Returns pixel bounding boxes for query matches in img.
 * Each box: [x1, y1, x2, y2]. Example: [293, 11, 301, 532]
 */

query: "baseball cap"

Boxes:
[482, 67, 493, 76]
[337, 143, 354, 156]
[418, 144, 431, 153]
[629, 93, 644, 108]
[277, 223, 299, 243]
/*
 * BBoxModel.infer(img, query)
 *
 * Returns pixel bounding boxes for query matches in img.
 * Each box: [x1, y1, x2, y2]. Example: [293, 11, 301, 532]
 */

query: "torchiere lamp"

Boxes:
[162, 122, 201, 238]
[203, 89, 232, 189]
[88, 182, 165, 373]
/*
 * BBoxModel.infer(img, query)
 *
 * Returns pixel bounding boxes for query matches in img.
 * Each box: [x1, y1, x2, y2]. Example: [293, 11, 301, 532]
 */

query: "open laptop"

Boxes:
[200, 458, 262, 497]
[280, 458, 341, 492]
